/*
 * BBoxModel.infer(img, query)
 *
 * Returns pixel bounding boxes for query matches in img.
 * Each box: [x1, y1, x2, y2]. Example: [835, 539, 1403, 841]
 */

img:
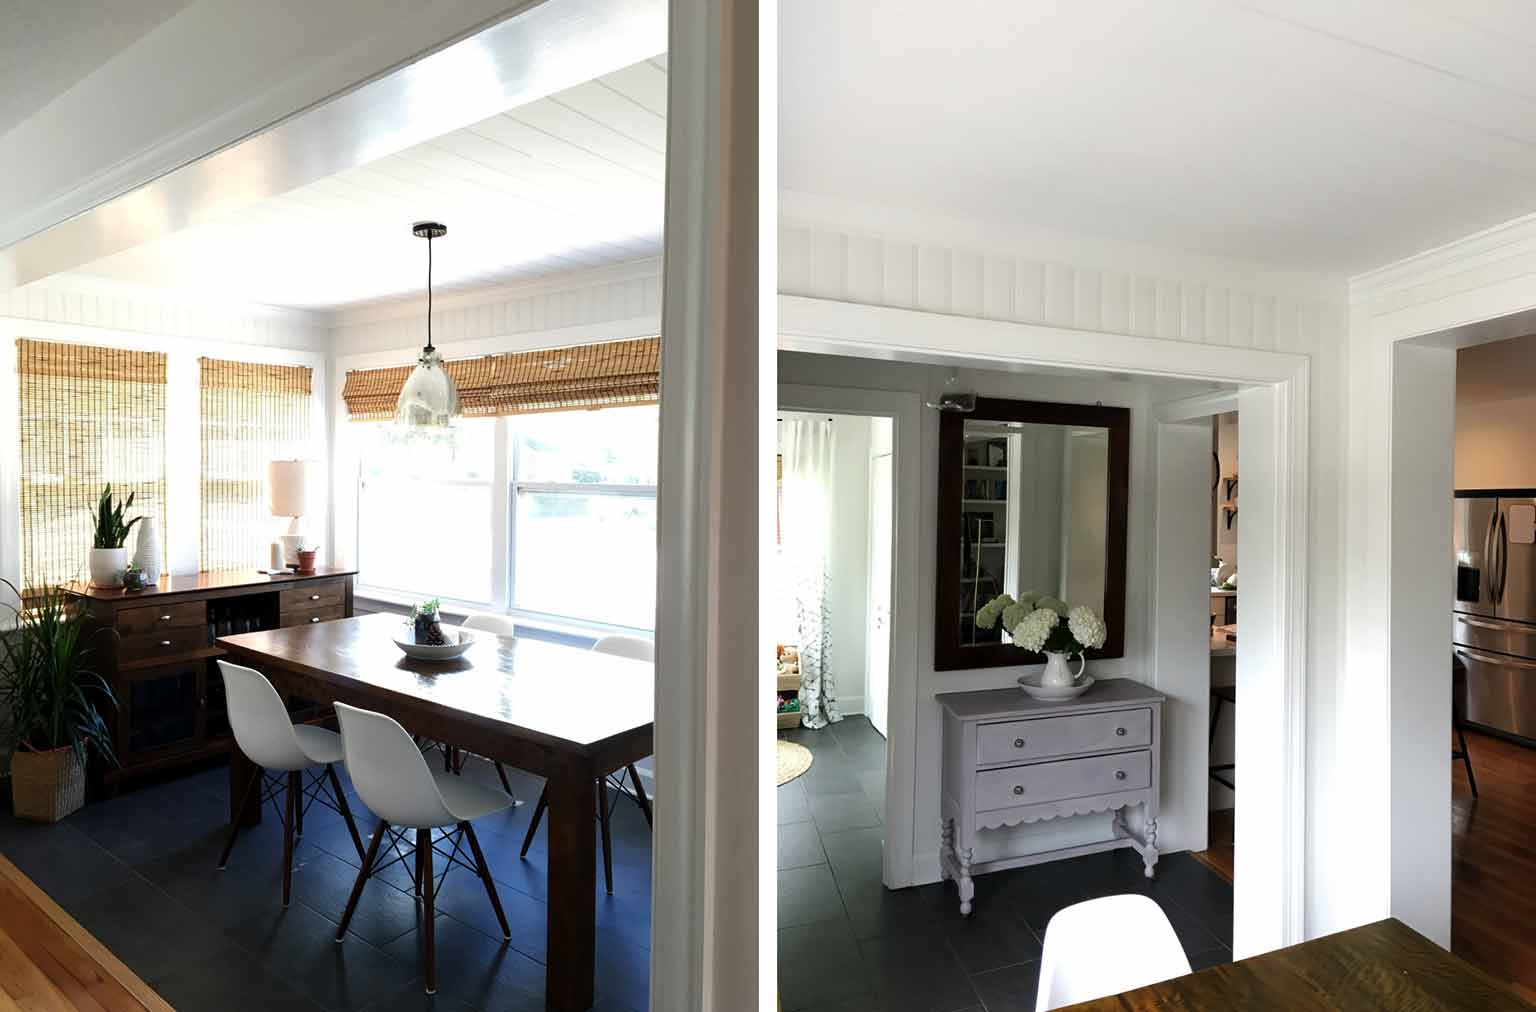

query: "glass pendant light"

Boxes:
[395, 221, 460, 428]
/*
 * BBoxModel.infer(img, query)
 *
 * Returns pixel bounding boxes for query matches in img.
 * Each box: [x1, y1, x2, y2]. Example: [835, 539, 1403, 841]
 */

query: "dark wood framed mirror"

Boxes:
[935, 396, 1130, 671]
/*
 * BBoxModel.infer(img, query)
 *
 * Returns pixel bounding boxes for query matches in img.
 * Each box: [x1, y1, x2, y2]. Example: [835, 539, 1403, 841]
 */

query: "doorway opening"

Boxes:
[1197, 410, 1239, 884]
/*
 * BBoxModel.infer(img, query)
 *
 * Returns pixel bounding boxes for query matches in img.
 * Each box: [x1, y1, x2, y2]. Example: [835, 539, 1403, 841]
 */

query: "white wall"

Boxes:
[780, 350, 1217, 869]
[778, 411, 874, 714]
[1455, 334, 1536, 490]
[0, 279, 329, 593]
[779, 202, 1354, 936]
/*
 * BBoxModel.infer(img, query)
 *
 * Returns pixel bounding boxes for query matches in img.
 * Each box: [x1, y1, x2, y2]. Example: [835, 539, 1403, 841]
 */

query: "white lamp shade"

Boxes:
[395, 348, 461, 427]
[267, 460, 315, 518]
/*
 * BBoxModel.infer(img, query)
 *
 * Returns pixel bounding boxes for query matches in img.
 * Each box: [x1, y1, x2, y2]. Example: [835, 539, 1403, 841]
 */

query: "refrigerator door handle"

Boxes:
[1484, 507, 1500, 603]
[1498, 510, 1510, 605]
[1460, 615, 1517, 632]
[1455, 645, 1536, 671]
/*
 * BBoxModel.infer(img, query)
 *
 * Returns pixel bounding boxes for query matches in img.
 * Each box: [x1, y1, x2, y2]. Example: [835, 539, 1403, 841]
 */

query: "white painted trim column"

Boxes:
[651, 0, 758, 1007]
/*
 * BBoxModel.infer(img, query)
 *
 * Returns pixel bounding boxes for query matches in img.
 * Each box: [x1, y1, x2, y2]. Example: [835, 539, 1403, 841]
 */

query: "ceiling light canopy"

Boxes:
[395, 221, 460, 428]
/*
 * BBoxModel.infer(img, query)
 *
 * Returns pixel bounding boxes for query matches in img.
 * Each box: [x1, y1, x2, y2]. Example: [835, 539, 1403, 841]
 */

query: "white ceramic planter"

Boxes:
[88, 547, 127, 588]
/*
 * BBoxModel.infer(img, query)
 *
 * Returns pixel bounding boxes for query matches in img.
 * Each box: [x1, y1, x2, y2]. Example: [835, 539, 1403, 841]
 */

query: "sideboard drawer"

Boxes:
[280, 603, 346, 629]
[117, 600, 207, 636]
[119, 626, 209, 664]
[975, 750, 1152, 812]
[977, 707, 1152, 765]
[280, 581, 345, 613]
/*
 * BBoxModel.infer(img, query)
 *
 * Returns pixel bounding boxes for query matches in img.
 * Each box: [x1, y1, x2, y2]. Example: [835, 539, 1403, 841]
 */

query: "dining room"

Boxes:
[0, 5, 669, 1009]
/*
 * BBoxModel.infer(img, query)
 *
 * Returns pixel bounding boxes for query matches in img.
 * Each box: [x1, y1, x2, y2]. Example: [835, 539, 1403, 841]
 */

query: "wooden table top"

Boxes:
[1065, 918, 1531, 1011]
[217, 613, 653, 757]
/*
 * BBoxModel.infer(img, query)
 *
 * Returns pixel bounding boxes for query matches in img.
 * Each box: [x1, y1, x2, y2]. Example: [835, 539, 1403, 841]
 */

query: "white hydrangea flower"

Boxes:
[974, 593, 1014, 630]
[1017, 590, 1042, 608]
[1068, 605, 1108, 650]
[1011, 607, 1058, 653]
[1001, 601, 1030, 632]
[1035, 595, 1069, 616]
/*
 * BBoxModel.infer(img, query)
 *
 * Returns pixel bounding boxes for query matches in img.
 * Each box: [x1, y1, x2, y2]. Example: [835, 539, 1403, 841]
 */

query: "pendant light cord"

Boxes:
[425, 235, 434, 353]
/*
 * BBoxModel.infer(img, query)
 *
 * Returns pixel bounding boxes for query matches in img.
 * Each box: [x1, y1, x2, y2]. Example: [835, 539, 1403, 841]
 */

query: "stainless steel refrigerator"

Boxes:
[1454, 492, 1536, 742]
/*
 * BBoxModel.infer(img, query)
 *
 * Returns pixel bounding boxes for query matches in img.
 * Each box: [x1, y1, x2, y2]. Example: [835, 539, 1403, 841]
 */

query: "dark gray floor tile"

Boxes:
[0, 820, 135, 906]
[809, 791, 882, 834]
[944, 908, 1041, 976]
[383, 913, 547, 1011]
[291, 847, 424, 948]
[62, 874, 232, 985]
[829, 718, 886, 751]
[778, 781, 813, 824]
[595, 925, 651, 1010]
[820, 826, 884, 888]
[779, 918, 873, 1010]
[968, 960, 1041, 1012]
[860, 933, 980, 1012]
[1188, 944, 1232, 971]
[430, 864, 550, 964]
[779, 863, 849, 927]
[154, 942, 326, 1012]
[779, 819, 828, 870]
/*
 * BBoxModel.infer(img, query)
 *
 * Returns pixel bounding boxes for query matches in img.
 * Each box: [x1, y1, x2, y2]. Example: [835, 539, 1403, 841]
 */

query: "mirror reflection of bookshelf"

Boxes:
[961, 431, 1010, 645]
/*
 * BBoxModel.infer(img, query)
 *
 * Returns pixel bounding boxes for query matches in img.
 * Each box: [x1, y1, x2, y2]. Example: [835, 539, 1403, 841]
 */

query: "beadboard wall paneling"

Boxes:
[0, 281, 327, 350]
[779, 222, 1346, 352]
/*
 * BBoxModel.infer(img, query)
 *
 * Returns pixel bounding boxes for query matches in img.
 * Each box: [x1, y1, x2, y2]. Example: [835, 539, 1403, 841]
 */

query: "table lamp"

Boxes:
[268, 459, 316, 567]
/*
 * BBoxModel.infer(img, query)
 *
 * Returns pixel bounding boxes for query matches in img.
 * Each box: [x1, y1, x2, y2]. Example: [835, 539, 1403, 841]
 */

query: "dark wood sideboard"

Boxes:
[65, 569, 356, 789]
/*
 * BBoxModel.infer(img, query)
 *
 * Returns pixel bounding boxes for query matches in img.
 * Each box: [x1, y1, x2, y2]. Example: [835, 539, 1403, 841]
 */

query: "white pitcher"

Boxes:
[132, 515, 162, 585]
[1040, 650, 1086, 688]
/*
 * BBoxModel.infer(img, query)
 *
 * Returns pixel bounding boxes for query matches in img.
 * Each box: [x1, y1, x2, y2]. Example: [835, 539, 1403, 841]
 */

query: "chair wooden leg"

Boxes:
[443, 745, 453, 774]
[336, 820, 388, 941]
[420, 828, 437, 995]
[520, 787, 548, 857]
[462, 822, 510, 939]
[294, 770, 305, 839]
[282, 771, 299, 907]
[414, 831, 425, 896]
[218, 765, 260, 869]
[597, 776, 613, 895]
[627, 764, 653, 828]
[1459, 724, 1480, 799]
[495, 761, 514, 796]
[327, 764, 366, 861]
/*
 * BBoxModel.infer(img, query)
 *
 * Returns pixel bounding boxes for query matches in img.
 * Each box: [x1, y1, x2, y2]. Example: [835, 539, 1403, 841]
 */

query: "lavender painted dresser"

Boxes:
[935, 678, 1165, 915]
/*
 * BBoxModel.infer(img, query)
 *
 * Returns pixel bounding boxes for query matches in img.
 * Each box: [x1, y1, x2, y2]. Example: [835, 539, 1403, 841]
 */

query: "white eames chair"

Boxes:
[216, 661, 365, 906]
[1035, 894, 1193, 1011]
[520, 634, 655, 893]
[332, 702, 516, 996]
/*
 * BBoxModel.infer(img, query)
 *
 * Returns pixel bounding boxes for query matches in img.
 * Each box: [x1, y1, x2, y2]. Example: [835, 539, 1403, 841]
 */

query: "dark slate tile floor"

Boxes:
[0, 754, 653, 1012]
[777, 717, 1233, 1012]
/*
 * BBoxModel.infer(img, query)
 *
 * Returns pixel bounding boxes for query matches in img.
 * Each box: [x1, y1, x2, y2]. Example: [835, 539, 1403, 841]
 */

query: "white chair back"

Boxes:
[334, 702, 457, 829]
[1035, 894, 1192, 1011]
[461, 612, 517, 638]
[592, 634, 654, 663]
[217, 660, 310, 771]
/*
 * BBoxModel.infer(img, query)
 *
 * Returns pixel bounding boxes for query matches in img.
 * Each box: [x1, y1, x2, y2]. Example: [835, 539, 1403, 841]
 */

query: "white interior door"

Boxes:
[866, 451, 893, 737]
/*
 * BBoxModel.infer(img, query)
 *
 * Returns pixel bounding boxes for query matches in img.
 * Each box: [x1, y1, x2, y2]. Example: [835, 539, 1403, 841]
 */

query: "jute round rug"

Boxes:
[776, 740, 813, 786]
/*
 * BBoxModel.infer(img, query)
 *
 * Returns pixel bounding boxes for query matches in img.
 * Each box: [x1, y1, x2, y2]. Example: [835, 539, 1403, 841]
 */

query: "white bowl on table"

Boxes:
[392, 627, 475, 661]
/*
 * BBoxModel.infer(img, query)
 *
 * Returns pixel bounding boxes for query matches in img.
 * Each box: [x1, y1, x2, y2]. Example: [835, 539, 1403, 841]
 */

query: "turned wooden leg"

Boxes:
[520, 787, 548, 857]
[1143, 818, 1160, 879]
[420, 827, 437, 995]
[336, 820, 387, 940]
[327, 764, 365, 861]
[627, 764, 653, 827]
[957, 846, 974, 917]
[463, 822, 511, 939]
[597, 776, 614, 895]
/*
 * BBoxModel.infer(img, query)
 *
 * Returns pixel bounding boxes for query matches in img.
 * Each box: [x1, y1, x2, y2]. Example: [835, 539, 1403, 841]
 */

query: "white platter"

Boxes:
[393, 628, 474, 661]
[1017, 672, 1096, 702]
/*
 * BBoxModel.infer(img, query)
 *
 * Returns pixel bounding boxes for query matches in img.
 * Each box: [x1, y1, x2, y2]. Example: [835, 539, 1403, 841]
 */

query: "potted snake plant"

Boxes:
[88, 484, 143, 589]
[0, 581, 117, 822]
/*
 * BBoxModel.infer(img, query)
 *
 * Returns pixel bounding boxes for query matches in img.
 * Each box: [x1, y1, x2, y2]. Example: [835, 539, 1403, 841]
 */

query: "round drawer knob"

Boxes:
[1114, 770, 1127, 781]
[310, 616, 321, 624]
[1012, 785, 1024, 796]
[1013, 738, 1025, 748]
[159, 640, 172, 647]
[1115, 727, 1127, 736]
[160, 614, 172, 621]
[310, 594, 321, 601]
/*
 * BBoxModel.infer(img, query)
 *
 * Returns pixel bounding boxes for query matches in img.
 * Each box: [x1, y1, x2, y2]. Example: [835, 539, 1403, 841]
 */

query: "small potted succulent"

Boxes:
[0, 581, 117, 822]
[294, 542, 319, 575]
[411, 598, 448, 645]
[88, 485, 142, 589]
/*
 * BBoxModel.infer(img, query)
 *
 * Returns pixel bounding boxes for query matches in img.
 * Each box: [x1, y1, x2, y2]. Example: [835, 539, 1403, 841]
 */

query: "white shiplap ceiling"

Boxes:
[0, 0, 193, 139]
[72, 55, 667, 311]
[781, 0, 1536, 275]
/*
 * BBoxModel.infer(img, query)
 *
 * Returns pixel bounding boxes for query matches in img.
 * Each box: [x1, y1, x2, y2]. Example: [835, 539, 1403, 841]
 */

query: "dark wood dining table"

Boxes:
[216, 613, 654, 1012]
[1065, 918, 1531, 1010]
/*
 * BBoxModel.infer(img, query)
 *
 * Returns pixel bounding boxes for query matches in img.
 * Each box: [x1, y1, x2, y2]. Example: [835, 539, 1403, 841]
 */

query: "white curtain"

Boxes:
[779, 418, 840, 729]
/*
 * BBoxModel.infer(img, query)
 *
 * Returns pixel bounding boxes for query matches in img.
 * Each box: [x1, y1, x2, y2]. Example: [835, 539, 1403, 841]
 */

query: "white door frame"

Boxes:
[780, 294, 1310, 955]
[778, 383, 924, 888]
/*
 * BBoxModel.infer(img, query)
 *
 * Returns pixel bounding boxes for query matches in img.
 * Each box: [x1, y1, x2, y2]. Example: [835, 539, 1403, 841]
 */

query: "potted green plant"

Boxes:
[88, 484, 142, 589]
[0, 581, 117, 822]
[411, 598, 448, 645]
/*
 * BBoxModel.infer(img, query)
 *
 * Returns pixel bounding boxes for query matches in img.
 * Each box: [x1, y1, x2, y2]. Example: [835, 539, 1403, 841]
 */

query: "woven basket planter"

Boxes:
[10, 748, 86, 823]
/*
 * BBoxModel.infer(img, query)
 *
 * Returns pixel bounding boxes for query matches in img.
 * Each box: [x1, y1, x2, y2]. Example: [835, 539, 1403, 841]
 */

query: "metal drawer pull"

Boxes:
[309, 593, 321, 601]
[1013, 737, 1025, 748]
[1115, 727, 1127, 736]
[160, 640, 171, 647]
[1114, 770, 1127, 780]
[310, 616, 321, 623]
[1012, 785, 1024, 795]
[160, 614, 172, 621]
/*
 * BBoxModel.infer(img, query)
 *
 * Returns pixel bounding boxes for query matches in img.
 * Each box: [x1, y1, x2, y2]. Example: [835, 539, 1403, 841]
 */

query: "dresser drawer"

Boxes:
[977, 707, 1152, 765]
[280, 581, 345, 613]
[117, 600, 206, 636]
[280, 603, 345, 629]
[118, 626, 209, 664]
[975, 750, 1152, 812]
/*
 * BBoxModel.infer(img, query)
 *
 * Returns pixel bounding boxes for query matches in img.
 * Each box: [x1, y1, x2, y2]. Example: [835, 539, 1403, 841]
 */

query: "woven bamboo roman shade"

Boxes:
[341, 336, 660, 420]
[199, 358, 314, 571]
[16, 340, 168, 593]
